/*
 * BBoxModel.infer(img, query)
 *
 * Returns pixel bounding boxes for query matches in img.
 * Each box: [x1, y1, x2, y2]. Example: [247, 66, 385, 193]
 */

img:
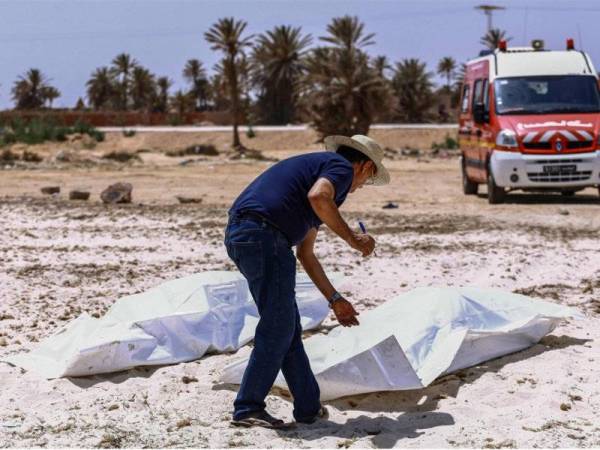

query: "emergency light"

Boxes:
[566, 38, 575, 50]
[498, 40, 507, 51]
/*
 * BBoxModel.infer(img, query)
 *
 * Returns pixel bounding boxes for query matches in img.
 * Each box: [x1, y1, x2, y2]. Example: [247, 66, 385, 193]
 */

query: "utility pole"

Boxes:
[475, 4, 506, 32]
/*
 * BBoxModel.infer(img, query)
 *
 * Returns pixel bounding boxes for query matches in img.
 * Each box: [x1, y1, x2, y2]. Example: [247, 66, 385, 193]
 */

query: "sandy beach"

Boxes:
[1, 130, 599, 447]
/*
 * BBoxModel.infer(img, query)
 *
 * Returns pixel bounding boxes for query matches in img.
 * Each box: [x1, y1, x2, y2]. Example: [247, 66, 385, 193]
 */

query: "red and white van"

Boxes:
[459, 39, 600, 203]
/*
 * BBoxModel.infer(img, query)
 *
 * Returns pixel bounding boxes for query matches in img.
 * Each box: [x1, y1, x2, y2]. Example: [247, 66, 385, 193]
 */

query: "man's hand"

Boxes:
[332, 298, 360, 327]
[350, 233, 375, 257]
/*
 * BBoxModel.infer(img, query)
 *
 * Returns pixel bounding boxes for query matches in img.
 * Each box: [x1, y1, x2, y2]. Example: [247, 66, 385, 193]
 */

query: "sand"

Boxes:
[0, 132, 599, 447]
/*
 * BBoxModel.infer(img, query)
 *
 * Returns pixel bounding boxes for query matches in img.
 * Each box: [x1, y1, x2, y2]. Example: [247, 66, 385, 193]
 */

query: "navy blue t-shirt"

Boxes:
[230, 152, 354, 245]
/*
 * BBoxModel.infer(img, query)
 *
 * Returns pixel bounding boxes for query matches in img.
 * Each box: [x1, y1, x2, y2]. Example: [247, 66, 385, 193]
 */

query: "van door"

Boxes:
[459, 83, 479, 180]
[475, 78, 493, 173]
[471, 78, 486, 180]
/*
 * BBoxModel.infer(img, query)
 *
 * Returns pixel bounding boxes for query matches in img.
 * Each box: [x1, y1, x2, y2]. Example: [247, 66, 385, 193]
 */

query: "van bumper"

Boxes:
[490, 150, 600, 188]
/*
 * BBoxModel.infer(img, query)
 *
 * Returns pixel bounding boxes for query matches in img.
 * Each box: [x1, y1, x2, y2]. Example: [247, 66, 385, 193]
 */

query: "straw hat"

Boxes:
[324, 134, 390, 186]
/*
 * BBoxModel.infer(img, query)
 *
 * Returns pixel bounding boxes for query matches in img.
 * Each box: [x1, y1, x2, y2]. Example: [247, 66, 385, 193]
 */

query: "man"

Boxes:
[224, 134, 390, 428]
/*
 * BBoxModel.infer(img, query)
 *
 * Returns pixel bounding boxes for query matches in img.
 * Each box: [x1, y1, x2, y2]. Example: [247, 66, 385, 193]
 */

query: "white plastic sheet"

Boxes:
[4, 271, 332, 378]
[221, 287, 581, 400]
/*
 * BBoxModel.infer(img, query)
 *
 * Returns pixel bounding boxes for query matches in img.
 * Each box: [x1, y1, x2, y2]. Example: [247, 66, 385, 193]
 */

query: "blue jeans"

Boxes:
[224, 214, 321, 421]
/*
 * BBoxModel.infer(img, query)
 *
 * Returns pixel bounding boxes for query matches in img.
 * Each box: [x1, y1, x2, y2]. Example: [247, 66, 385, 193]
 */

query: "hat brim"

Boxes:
[324, 135, 390, 186]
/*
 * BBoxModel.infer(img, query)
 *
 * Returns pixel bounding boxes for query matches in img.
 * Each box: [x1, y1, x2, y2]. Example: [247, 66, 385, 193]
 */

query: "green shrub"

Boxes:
[122, 129, 136, 138]
[91, 130, 105, 142]
[102, 150, 140, 162]
[431, 134, 459, 151]
[166, 144, 218, 157]
[444, 135, 459, 149]
[0, 148, 18, 161]
[246, 125, 256, 139]
[167, 114, 183, 126]
[0, 118, 104, 146]
[22, 150, 43, 162]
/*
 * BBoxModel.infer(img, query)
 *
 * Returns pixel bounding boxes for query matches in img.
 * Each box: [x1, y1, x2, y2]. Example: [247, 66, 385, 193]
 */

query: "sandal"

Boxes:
[296, 405, 329, 424]
[231, 410, 294, 429]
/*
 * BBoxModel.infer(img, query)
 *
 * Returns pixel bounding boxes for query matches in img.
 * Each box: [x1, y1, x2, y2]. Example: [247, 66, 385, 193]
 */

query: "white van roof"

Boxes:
[468, 48, 597, 80]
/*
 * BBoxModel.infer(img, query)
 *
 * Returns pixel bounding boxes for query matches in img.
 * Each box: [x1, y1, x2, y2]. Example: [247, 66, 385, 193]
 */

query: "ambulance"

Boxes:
[459, 39, 600, 203]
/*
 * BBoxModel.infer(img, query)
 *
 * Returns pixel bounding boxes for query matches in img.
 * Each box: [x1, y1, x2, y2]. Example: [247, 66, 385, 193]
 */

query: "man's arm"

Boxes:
[307, 178, 374, 257]
[297, 228, 359, 327]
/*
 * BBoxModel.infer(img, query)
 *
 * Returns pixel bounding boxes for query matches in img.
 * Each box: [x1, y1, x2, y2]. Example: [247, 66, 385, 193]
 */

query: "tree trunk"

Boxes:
[228, 57, 242, 150]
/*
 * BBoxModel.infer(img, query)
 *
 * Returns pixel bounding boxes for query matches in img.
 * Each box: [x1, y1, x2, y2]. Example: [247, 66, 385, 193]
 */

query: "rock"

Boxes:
[0, 337, 7, 346]
[69, 190, 90, 201]
[401, 148, 420, 157]
[558, 209, 570, 216]
[176, 196, 203, 204]
[382, 202, 399, 209]
[181, 375, 198, 384]
[41, 186, 60, 195]
[176, 418, 192, 429]
[107, 404, 119, 411]
[560, 403, 572, 411]
[100, 182, 132, 204]
[54, 150, 73, 162]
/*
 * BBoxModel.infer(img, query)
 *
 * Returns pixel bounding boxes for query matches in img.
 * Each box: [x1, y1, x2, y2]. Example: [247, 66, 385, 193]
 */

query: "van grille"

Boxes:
[532, 159, 583, 164]
[523, 141, 593, 151]
[527, 171, 592, 182]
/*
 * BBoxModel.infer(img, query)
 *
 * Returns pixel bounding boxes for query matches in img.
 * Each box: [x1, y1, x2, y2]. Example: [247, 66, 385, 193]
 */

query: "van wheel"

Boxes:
[462, 160, 478, 195]
[487, 166, 506, 204]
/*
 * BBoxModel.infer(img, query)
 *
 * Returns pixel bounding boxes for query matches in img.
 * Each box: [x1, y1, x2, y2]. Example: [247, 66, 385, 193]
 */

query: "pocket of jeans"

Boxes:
[231, 241, 264, 282]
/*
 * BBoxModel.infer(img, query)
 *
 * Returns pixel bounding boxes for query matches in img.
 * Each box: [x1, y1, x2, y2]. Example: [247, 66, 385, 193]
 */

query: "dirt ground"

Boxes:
[0, 131, 599, 448]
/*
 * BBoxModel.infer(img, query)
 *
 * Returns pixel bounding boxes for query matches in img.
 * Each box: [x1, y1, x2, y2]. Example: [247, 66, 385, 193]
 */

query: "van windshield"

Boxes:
[494, 75, 600, 114]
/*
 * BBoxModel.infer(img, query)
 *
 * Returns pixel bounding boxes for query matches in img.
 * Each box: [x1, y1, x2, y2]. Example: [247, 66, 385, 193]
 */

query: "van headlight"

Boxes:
[496, 129, 518, 148]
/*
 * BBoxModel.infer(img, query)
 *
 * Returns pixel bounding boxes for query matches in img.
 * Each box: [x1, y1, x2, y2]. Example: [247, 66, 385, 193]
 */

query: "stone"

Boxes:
[175, 196, 203, 204]
[41, 186, 60, 195]
[382, 202, 399, 209]
[100, 182, 132, 204]
[69, 190, 90, 201]
[181, 375, 198, 384]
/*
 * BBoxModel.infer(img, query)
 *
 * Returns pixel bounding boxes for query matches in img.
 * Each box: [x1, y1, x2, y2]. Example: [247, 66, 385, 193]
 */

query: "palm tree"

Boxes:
[372, 55, 392, 78]
[86, 67, 115, 110]
[110, 53, 138, 110]
[170, 90, 194, 116]
[154, 76, 172, 113]
[320, 15, 375, 51]
[75, 97, 86, 110]
[183, 59, 210, 111]
[204, 17, 253, 149]
[480, 28, 512, 50]
[252, 25, 312, 124]
[451, 62, 468, 107]
[41, 86, 61, 108]
[392, 58, 434, 122]
[130, 66, 156, 111]
[301, 16, 392, 137]
[437, 56, 456, 92]
[11, 68, 57, 109]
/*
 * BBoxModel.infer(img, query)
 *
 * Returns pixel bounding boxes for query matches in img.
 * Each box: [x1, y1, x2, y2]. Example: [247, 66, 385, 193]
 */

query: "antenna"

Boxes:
[577, 23, 583, 50]
[475, 4, 506, 32]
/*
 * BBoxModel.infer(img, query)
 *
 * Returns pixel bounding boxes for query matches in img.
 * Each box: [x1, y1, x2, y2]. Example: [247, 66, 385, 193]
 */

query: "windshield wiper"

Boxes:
[540, 106, 600, 114]
[498, 108, 545, 115]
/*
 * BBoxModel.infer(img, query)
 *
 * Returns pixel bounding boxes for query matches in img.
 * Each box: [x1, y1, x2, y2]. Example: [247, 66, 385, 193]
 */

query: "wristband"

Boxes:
[327, 291, 343, 307]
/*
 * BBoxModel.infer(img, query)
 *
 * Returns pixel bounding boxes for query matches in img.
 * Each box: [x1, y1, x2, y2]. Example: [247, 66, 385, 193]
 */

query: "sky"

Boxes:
[1, 0, 600, 109]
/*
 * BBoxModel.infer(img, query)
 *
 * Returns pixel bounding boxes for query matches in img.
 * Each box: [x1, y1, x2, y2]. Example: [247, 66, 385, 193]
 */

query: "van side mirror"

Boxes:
[473, 103, 487, 124]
